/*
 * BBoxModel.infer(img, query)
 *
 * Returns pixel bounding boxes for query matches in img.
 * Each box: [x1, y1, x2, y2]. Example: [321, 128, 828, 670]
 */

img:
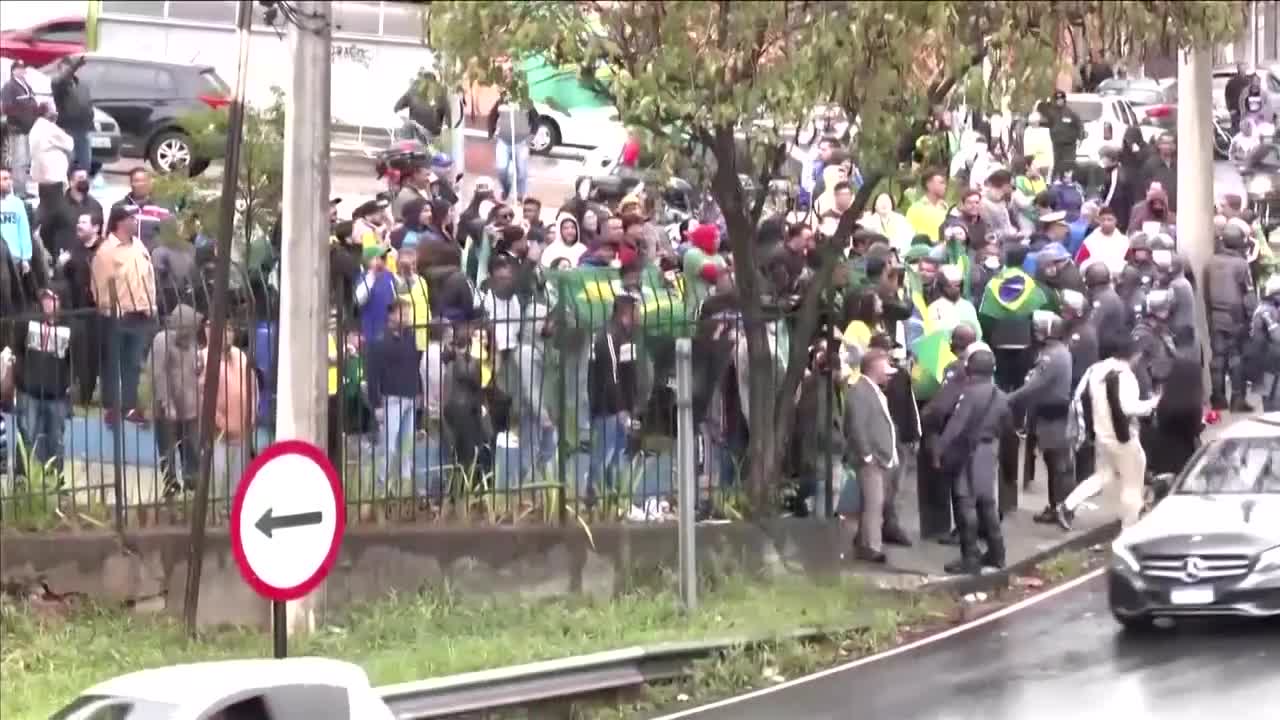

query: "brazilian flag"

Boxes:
[546, 266, 691, 338]
[979, 268, 1049, 320]
[909, 328, 957, 401]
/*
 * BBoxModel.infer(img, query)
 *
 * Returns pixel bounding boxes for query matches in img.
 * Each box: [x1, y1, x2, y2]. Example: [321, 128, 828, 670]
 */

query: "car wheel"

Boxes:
[529, 117, 560, 155]
[1112, 611, 1156, 633]
[149, 130, 194, 174]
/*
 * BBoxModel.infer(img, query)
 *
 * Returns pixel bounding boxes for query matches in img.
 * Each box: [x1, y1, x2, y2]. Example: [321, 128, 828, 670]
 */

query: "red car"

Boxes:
[0, 17, 86, 68]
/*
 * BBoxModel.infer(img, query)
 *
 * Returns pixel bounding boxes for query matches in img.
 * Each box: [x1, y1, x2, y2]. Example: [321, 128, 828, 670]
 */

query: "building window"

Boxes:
[381, 2, 424, 41]
[166, 0, 240, 25]
[332, 1, 382, 36]
[102, 1, 167, 17]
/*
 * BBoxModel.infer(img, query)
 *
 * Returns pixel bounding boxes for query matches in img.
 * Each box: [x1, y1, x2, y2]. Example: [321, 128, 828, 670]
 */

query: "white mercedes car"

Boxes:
[50, 657, 395, 719]
[1108, 412, 1280, 631]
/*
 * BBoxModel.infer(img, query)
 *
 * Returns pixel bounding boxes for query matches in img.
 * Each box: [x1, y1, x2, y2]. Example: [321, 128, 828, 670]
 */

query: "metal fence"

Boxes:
[0, 250, 832, 531]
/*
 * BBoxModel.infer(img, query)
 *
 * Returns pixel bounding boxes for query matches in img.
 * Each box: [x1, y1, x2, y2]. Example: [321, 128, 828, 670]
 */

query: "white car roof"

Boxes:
[1216, 412, 1280, 441]
[84, 657, 375, 707]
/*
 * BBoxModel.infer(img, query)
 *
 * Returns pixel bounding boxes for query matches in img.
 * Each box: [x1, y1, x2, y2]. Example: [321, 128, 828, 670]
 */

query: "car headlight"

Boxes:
[1247, 175, 1273, 196]
[1111, 541, 1141, 573]
[1257, 545, 1280, 573]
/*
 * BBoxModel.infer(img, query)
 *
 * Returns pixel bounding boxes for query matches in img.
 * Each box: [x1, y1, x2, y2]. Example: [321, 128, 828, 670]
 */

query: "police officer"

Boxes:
[919, 324, 979, 542]
[1125, 232, 1159, 289]
[1060, 289, 1099, 483]
[1048, 90, 1083, 180]
[1009, 311, 1076, 524]
[1116, 264, 1148, 329]
[1247, 275, 1280, 411]
[1083, 263, 1130, 358]
[1163, 252, 1200, 356]
[1204, 222, 1259, 411]
[934, 345, 1011, 574]
[1133, 289, 1177, 399]
[1037, 244, 1088, 305]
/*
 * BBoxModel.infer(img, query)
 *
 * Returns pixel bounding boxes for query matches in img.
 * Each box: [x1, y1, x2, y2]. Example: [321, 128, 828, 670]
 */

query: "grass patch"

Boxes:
[1035, 549, 1096, 584]
[1, 573, 940, 720]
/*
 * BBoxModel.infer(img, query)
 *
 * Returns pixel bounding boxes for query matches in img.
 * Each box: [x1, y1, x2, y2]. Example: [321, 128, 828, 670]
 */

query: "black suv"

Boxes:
[44, 53, 230, 176]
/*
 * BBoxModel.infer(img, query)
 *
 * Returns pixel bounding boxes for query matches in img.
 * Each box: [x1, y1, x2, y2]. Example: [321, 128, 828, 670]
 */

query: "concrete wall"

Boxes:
[0, 521, 843, 628]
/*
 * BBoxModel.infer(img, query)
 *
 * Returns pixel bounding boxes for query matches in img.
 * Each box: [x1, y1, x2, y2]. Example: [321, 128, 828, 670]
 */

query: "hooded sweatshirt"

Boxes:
[149, 304, 203, 421]
[541, 215, 588, 269]
[0, 192, 33, 262]
[392, 197, 429, 250]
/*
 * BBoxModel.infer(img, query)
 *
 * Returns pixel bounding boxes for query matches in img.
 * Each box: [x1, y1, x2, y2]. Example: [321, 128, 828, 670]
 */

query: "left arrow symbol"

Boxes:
[255, 508, 323, 538]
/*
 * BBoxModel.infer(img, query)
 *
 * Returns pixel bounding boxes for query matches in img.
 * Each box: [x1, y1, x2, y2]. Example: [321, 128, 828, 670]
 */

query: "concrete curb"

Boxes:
[916, 520, 1121, 596]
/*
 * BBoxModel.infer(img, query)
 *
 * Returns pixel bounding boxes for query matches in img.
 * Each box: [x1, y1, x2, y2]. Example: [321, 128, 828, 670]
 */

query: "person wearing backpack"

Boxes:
[1246, 275, 1280, 411]
[1054, 334, 1159, 531]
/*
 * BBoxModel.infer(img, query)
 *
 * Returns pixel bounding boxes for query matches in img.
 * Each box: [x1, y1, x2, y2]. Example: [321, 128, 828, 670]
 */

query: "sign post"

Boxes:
[230, 440, 344, 659]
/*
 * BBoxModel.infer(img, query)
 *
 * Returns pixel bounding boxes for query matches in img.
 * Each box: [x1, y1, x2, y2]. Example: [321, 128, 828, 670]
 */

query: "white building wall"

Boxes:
[97, 1, 434, 130]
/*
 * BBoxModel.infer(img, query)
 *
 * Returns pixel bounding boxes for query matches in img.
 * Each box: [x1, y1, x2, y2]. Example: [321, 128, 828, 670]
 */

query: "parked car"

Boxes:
[41, 53, 231, 176]
[0, 16, 85, 67]
[1240, 142, 1280, 233]
[0, 57, 122, 169]
[1108, 412, 1280, 631]
[1098, 77, 1176, 141]
[51, 657, 396, 719]
[530, 102, 627, 155]
[1064, 93, 1141, 166]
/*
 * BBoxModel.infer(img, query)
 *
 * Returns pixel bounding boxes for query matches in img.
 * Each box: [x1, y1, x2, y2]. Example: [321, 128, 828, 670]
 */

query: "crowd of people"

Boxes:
[3, 69, 1280, 568]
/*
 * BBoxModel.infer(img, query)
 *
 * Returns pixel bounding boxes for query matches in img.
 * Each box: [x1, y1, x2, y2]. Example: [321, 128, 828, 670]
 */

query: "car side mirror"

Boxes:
[1151, 473, 1176, 502]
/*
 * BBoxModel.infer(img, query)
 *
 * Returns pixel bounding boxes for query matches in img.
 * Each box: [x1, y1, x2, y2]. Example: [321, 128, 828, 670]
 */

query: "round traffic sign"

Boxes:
[230, 440, 345, 602]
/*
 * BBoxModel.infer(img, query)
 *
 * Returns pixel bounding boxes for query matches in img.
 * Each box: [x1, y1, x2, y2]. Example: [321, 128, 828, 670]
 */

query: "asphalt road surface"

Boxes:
[660, 571, 1280, 720]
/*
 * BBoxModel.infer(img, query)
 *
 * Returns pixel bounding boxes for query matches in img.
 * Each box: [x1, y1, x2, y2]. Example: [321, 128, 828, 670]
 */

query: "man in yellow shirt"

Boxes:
[905, 169, 951, 243]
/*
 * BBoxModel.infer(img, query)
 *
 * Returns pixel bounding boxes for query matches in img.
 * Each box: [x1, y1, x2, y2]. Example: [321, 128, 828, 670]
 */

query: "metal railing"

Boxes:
[1, 251, 837, 531]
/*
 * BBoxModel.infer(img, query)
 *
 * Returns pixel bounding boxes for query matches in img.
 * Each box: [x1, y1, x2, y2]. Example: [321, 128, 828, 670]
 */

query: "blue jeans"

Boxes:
[588, 412, 628, 496]
[5, 131, 30, 194]
[495, 139, 529, 200]
[71, 129, 92, 172]
[374, 395, 415, 495]
[101, 314, 152, 412]
[16, 392, 68, 477]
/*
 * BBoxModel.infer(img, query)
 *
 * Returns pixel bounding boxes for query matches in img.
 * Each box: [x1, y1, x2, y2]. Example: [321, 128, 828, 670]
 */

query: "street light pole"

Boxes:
[1176, 47, 1215, 397]
[278, 0, 333, 636]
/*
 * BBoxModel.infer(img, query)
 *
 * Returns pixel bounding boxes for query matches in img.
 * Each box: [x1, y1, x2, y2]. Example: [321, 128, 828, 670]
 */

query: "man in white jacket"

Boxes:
[1056, 334, 1159, 530]
[28, 102, 73, 235]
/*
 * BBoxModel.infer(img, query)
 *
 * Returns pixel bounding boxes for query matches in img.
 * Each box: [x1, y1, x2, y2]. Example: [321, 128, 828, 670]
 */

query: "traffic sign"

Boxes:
[230, 440, 345, 603]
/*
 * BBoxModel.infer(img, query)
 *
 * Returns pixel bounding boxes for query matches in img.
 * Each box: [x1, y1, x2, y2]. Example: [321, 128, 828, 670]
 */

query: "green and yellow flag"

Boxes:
[909, 328, 957, 401]
[978, 268, 1049, 320]
[546, 266, 691, 337]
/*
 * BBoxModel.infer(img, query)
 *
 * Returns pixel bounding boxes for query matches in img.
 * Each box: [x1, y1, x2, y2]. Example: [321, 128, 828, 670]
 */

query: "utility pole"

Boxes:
[278, 0, 333, 636]
[1176, 47, 1214, 396]
[185, 0, 253, 636]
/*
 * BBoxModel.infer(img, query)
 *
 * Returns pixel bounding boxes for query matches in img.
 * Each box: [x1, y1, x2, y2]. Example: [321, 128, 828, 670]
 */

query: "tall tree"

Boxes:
[429, 1, 1242, 516]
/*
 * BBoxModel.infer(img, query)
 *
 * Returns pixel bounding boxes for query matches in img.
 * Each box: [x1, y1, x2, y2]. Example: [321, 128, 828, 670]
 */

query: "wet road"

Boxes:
[662, 571, 1280, 720]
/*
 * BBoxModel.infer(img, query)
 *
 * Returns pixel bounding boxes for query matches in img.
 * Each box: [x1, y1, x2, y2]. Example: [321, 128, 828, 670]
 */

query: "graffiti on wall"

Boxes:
[332, 44, 373, 68]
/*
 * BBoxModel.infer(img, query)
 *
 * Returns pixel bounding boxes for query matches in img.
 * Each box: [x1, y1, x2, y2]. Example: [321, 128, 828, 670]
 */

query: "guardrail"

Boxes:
[377, 632, 821, 719]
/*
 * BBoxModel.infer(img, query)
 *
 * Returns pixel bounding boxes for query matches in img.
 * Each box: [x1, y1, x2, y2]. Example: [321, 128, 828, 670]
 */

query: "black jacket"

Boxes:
[52, 68, 94, 132]
[366, 329, 420, 406]
[15, 313, 73, 400]
[44, 190, 103, 256]
[588, 327, 638, 417]
[1, 76, 39, 134]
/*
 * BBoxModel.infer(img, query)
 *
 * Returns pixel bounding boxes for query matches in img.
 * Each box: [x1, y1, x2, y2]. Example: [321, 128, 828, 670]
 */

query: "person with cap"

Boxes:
[111, 167, 173, 251]
[91, 203, 156, 426]
[933, 343, 1011, 573]
[12, 284, 73, 481]
[1246, 274, 1280, 411]
[1155, 251, 1197, 356]
[148, 303, 202, 496]
[587, 292, 641, 500]
[1056, 333, 1159, 530]
[844, 347, 900, 563]
[1204, 220, 1258, 411]
[354, 196, 392, 254]
[1123, 231, 1159, 290]
[1023, 209, 1069, 275]
[927, 264, 981, 341]
[919, 323, 979, 543]
[1008, 310, 1075, 523]
[328, 197, 343, 227]
[1047, 90, 1083, 180]
[1035, 241, 1086, 307]
[1, 59, 38, 196]
[355, 243, 402, 349]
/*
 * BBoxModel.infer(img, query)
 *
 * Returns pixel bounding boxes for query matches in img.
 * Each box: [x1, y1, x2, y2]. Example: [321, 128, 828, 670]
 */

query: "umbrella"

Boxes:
[909, 328, 957, 401]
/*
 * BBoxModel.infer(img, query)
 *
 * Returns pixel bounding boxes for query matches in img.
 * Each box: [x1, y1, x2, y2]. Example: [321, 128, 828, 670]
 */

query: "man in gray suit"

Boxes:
[845, 348, 899, 564]
[1009, 311, 1075, 525]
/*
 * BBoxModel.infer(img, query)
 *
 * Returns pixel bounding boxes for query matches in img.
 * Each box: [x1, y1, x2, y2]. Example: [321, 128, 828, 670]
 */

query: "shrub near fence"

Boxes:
[0, 256, 820, 531]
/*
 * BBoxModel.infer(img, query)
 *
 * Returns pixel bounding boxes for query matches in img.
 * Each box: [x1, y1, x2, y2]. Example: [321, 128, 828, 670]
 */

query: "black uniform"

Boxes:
[1009, 341, 1075, 509]
[1203, 247, 1257, 407]
[920, 358, 967, 539]
[1049, 104, 1084, 179]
